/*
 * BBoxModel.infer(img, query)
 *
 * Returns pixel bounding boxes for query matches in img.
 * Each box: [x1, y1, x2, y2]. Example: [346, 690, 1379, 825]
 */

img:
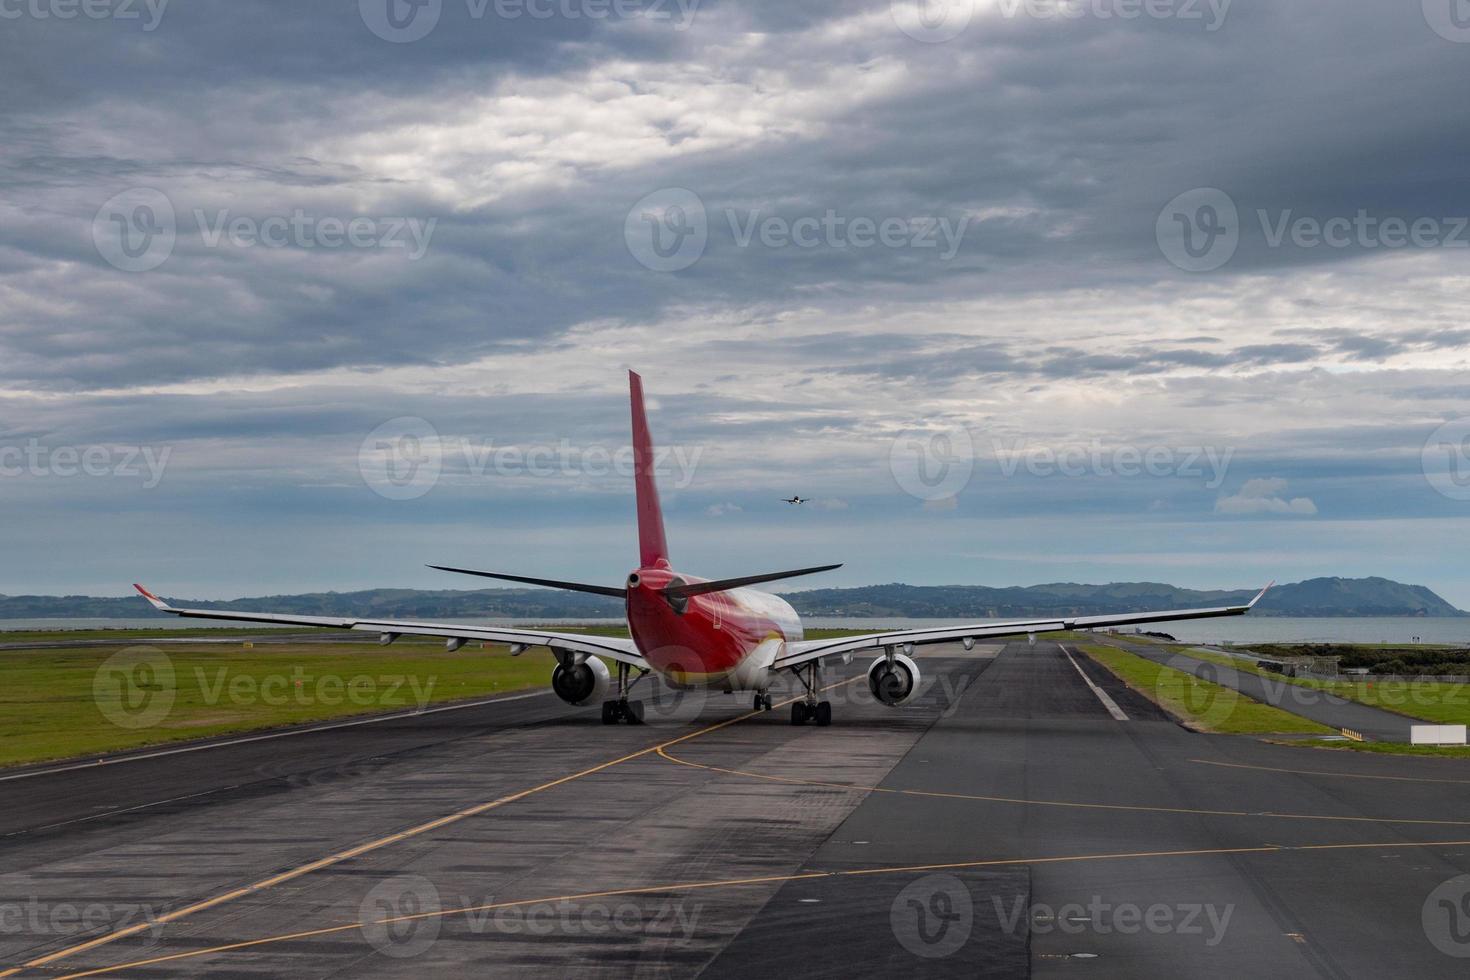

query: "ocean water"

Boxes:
[803, 616, 1470, 646]
[0, 617, 626, 632]
[3, 615, 1466, 645]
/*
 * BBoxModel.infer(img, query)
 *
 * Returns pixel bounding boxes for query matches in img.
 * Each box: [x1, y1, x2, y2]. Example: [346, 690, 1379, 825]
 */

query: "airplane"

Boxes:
[782, 496, 807, 505]
[135, 371, 1272, 728]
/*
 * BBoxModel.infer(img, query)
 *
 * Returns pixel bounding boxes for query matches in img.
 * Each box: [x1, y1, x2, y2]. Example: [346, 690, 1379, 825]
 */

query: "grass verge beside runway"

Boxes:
[0, 639, 559, 768]
[2, 625, 881, 769]
[1286, 739, 1470, 757]
[1077, 644, 1333, 735]
[0, 624, 631, 645]
[1171, 647, 1470, 725]
[0, 626, 302, 643]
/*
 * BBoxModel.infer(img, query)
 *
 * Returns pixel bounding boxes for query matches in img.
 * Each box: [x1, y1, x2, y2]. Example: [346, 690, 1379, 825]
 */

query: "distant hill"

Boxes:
[1253, 577, 1463, 618]
[0, 577, 1461, 621]
[0, 588, 624, 621]
[779, 577, 1466, 619]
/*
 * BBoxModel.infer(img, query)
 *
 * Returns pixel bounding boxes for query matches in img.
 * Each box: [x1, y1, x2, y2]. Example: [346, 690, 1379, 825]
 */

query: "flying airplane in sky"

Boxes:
[782, 496, 807, 505]
[135, 372, 1271, 727]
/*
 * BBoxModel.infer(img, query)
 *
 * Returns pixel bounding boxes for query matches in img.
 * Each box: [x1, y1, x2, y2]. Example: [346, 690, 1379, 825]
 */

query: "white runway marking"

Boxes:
[1059, 644, 1129, 721]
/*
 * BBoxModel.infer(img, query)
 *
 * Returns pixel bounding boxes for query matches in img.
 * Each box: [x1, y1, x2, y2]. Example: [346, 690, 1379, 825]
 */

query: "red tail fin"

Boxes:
[629, 371, 669, 568]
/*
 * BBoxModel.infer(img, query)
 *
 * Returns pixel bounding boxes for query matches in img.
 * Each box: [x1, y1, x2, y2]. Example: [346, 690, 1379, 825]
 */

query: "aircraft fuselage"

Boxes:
[625, 562, 802, 693]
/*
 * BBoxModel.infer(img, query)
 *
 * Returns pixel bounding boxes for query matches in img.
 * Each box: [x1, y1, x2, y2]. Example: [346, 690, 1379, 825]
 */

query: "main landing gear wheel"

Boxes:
[789, 661, 829, 727]
[600, 699, 644, 725]
[599, 661, 648, 724]
[791, 701, 832, 726]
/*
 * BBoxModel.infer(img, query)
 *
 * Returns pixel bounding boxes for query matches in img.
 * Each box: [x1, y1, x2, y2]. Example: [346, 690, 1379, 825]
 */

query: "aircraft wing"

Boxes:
[773, 583, 1272, 671]
[133, 585, 645, 667]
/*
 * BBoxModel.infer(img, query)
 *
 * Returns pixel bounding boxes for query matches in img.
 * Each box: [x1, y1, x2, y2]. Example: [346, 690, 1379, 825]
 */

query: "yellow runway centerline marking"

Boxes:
[14, 646, 1467, 979]
[3, 680, 855, 979]
[39, 838, 1470, 979]
[1190, 757, 1470, 784]
[657, 745, 1470, 826]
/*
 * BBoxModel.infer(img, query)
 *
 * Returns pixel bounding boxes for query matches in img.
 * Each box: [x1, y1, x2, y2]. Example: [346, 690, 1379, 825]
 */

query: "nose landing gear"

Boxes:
[752, 693, 773, 712]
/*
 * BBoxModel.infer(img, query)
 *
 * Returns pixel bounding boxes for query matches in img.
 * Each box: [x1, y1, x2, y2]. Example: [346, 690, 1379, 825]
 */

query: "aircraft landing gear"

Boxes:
[601, 662, 648, 724]
[790, 700, 831, 727]
[601, 698, 644, 724]
[752, 693, 772, 712]
[789, 662, 831, 726]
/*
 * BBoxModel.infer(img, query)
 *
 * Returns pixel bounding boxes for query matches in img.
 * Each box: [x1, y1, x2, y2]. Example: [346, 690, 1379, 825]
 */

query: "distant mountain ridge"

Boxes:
[0, 577, 1460, 620]
[778, 577, 1465, 619]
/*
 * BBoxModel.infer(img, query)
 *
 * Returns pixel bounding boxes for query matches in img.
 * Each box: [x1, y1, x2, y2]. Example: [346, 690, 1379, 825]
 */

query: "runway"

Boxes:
[5, 640, 1470, 977]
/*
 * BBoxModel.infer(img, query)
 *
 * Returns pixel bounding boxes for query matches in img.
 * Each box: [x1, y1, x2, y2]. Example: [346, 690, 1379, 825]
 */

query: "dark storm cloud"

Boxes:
[2, 0, 1467, 389]
[1282, 327, 1470, 362]
[3, 0, 1470, 600]
[0, 383, 864, 457]
[822, 336, 1336, 383]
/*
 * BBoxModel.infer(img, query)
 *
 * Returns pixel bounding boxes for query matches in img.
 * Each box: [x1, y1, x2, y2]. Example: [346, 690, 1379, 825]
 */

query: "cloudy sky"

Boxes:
[2, 0, 1469, 605]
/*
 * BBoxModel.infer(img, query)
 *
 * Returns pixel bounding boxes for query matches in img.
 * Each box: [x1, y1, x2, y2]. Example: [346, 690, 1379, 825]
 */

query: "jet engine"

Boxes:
[551, 656, 611, 706]
[866, 652, 921, 706]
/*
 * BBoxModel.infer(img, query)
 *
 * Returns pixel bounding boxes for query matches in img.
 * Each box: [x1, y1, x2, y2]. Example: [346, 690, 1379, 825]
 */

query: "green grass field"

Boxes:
[1077, 644, 1332, 735]
[0, 626, 302, 644]
[0, 637, 562, 768]
[1158, 646, 1470, 725]
[0, 624, 633, 645]
[1287, 739, 1470, 758]
[0, 624, 881, 769]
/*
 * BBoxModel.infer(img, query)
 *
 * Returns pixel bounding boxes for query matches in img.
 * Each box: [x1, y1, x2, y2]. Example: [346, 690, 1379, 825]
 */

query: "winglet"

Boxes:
[1247, 581, 1275, 609]
[133, 583, 171, 611]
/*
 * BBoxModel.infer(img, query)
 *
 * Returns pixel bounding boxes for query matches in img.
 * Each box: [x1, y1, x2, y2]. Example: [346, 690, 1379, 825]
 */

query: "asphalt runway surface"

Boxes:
[5, 640, 1470, 978]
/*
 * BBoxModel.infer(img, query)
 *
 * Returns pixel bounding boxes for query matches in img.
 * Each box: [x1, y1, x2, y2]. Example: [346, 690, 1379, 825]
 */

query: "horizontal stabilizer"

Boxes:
[427, 565, 626, 598]
[665, 563, 842, 599]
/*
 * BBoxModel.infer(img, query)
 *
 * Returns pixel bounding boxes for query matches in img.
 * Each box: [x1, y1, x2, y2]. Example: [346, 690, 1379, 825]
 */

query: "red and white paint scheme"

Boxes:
[136, 372, 1270, 726]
